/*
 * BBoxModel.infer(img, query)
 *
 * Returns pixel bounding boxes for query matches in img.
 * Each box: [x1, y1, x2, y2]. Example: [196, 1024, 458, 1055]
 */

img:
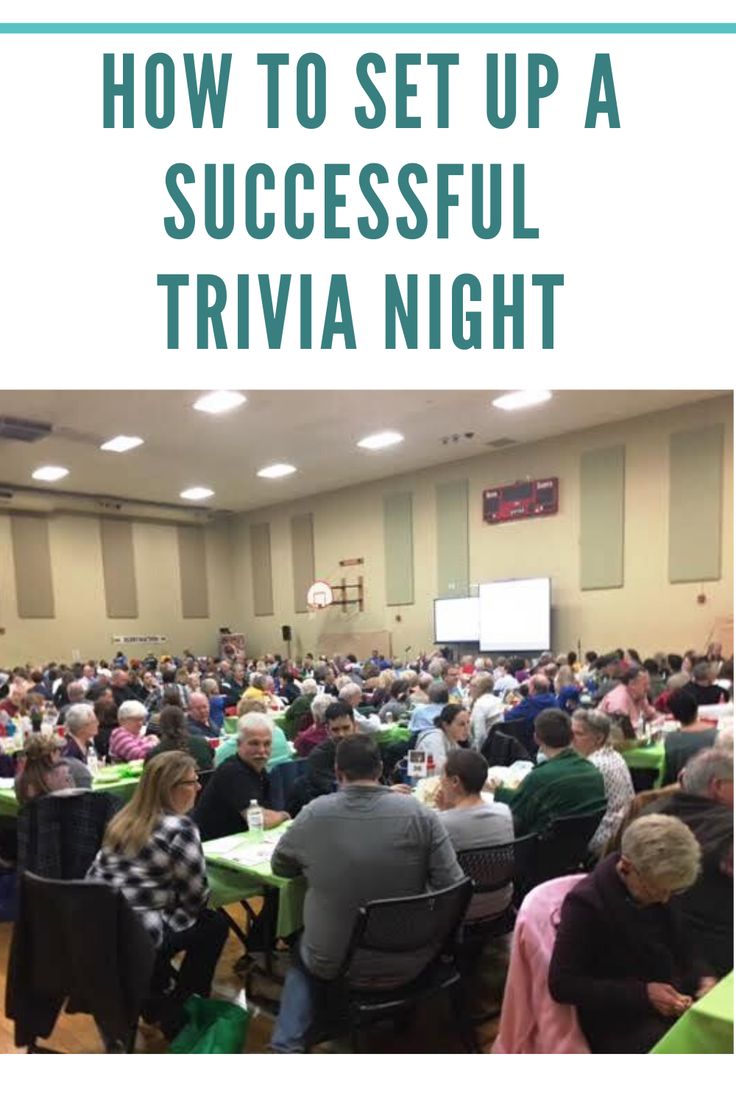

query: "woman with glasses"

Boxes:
[87, 750, 228, 1037]
[548, 814, 715, 1052]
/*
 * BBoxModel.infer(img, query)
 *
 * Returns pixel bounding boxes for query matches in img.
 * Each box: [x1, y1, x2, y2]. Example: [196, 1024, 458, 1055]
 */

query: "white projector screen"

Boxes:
[479, 578, 551, 652]
[433, 597, 480, 643]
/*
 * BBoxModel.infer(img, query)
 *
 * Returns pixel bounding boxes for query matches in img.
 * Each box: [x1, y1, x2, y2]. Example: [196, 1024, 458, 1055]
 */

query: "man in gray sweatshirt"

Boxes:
[270, 735, 464, 1052]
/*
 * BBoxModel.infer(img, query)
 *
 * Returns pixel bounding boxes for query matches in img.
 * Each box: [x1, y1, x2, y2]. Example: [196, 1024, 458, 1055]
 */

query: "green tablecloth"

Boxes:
[652, 973, 733, 1054]
[204, 824, 305, 939]
[375, 724, 410, 747]
[620, 741, 666, 787]
[0, 768, 141, 818]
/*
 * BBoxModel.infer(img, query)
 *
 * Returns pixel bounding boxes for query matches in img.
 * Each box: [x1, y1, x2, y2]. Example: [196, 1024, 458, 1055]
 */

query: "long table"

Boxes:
[203, 824, 305, 940]
[0, 766, 141, 818]
[620, 741, 666, 787]
[651, 973, 733, 1054]
[375, 723, 410, 746]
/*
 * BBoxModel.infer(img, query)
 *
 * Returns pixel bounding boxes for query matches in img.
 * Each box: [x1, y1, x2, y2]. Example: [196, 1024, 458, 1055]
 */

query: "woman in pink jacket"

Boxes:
[109, 700, 158, 762]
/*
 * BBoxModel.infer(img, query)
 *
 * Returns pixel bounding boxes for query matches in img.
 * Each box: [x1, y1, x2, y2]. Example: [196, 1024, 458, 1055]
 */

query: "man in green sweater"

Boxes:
[493, 708, 606, 836]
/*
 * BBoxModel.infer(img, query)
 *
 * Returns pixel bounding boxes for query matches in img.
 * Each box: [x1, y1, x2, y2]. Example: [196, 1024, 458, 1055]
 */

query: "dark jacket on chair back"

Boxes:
[17, 790, 121, 880]
[6, 873, 155, 1048]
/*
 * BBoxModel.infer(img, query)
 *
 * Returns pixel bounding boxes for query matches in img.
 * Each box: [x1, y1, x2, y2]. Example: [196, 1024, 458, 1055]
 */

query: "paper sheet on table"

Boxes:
[206, 836, 278, 867]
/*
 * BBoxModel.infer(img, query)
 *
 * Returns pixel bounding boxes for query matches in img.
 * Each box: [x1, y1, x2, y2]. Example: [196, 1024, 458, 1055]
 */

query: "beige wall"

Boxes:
[0, 514, 234, 666]
[1, 396, 732, 666]
[228, 397, 733, 659]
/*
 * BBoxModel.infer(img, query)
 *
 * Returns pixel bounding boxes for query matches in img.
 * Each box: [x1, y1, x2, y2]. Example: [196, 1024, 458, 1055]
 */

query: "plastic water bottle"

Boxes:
[87, 745, 99, 776]
[246, 799, 264, 841]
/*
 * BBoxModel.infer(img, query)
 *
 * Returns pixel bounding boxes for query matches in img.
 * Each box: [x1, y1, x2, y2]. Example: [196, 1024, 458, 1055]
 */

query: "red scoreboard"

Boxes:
[483, 477, 559, 525]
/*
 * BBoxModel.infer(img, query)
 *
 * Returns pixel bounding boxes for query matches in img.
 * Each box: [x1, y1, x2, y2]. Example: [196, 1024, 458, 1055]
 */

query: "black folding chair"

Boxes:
[456, 842, 517, 940]
[268, 758, 309, 812]
[306, 877, 474, 1052]
[533, 806, 607, 885]
[489, 719, 536, 758]
[455, 842, 518, 1023]
[627, 767, 660, 793]
[502, 831, 537, 905]
[480, 728, 532, 768]
[195, 769, 215, 796]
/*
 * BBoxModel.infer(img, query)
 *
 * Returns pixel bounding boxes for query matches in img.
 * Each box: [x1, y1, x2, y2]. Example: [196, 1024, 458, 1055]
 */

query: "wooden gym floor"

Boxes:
[0, 903, 502, 1054]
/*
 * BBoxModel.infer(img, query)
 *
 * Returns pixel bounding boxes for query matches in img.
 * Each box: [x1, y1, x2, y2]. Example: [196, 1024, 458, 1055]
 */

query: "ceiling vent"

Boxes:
[486, 436, 517, 449]
[0, 416, 53, 443]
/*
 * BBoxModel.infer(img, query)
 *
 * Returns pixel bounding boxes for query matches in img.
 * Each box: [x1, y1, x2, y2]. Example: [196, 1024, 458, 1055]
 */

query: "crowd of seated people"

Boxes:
[0, 639, 732, 1053]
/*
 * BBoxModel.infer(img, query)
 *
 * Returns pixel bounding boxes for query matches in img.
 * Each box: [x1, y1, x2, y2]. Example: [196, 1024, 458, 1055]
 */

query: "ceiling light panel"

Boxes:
[492, 390, 552, 411]
[100, 435, 144, 453]
[193, 391, 247, 414]
[32, 465, 69, 482]
[257, 463, 297, 479]
[357, 431, 404, 451]
[180, 486, 214, 500]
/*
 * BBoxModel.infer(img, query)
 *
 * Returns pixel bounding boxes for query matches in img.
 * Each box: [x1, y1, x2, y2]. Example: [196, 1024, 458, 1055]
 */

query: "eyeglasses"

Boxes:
[175, 778, 200, 788]
[631, 865, 688, 898]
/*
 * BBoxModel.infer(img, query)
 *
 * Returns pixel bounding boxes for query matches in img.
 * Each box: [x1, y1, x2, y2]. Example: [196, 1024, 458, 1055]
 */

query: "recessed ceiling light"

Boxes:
[492, 390, 552, 411]
[100, 435, 144, 453]
[357, 431, 404, 451]
[193, 391, 247, 414]
[180, 486, 214, 501]
[32, 465, 69, 482]
[257, 463, 297, 479]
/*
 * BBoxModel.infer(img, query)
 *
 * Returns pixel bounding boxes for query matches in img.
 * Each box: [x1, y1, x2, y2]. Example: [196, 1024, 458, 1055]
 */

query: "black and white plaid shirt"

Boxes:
[87, 814, 209, 946]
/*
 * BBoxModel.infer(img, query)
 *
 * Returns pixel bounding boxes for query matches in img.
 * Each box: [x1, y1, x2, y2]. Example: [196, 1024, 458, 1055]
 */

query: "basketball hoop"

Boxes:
[307, 581, 334, 612]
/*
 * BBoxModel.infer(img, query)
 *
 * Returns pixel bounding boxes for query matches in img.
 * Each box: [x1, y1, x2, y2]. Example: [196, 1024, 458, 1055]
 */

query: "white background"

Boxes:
[0, 2, 734, 390]
[433, 596, 481, 643]
[479, 576, 551, 651]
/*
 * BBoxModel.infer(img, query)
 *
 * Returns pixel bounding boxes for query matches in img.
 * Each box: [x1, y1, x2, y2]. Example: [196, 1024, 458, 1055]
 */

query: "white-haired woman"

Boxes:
[571, 708, 634, 856]
[549, 814, 713, 1053]
[294, 693, 333, 757]
[109, 699, 158, 762]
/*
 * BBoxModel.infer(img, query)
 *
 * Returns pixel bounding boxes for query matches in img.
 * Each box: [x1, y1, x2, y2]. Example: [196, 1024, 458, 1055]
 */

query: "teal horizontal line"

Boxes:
[0, 23, 735, 34]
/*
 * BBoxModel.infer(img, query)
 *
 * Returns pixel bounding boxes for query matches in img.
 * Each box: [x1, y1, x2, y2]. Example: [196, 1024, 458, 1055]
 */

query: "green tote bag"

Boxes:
[169, 996, 251, 1054]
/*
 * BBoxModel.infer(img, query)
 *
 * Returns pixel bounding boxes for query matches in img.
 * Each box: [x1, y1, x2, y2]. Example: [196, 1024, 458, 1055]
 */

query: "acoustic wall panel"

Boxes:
[436, 480, 469, 597]
[291, 513, 315, 613]
[250, 522, 274, 615]
[384, 491, 414, 606]
[177, 525, 209, 618]
[669, 424, 724, 582]
[100, 518, 139, 618]
[579, 444, 625, 590]
[11, 514, 55, 618]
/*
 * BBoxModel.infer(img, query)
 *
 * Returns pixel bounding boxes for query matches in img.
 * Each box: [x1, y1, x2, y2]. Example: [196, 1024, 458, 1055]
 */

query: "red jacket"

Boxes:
[294, 722, 329, 759]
